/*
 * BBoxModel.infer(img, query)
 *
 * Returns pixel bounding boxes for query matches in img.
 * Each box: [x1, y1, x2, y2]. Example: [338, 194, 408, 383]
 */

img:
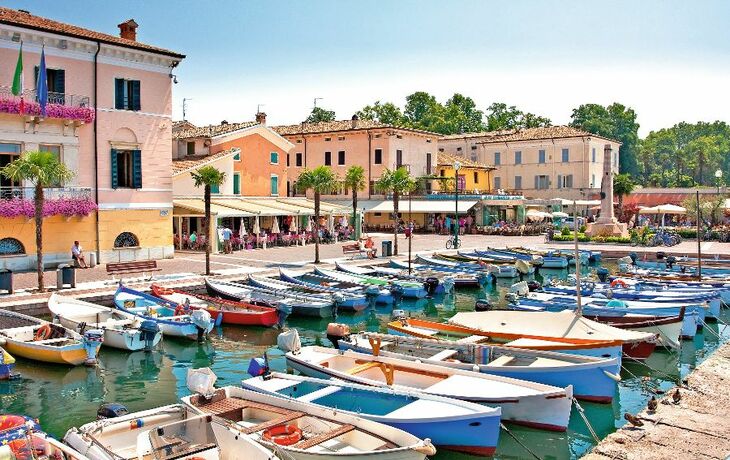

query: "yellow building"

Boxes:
[435, 152, 496, 193]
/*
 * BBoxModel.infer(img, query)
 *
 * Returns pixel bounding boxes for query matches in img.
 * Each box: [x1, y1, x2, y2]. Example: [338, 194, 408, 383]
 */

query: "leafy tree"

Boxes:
[485, 102, 551, 131]
[1, 151, 74, 291]
[570, 103, 639, 175]
[344, 166, 366, 229]
[403, 91, 442, 131]
[191, 165, 226, 275]
[375, 167, 416, 256]
[613, 173, 635, 222]
[297, 166, 339, 263]
[305, 106, 336, 123]
[681, 195, 725, 227]
[355, 101, 405, 125]
[439, 93, 485, 134]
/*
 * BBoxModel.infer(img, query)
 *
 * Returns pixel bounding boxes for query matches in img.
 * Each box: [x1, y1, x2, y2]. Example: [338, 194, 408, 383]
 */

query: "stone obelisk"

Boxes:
[586, 144, 628, 237]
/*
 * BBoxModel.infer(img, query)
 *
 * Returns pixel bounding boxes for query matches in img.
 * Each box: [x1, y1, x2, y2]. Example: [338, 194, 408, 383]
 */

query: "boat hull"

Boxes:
[3, 340, 100, 366]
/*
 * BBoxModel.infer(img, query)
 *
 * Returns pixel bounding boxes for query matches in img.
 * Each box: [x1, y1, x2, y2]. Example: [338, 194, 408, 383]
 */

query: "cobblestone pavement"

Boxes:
[3, 232, 729, 292]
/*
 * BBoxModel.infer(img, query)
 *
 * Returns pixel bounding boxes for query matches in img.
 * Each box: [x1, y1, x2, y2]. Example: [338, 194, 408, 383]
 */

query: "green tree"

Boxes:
[355, 101, 405, 125]
[403, 91, 443, 131]
[305, 106, 336, 123]
[375, 167, 416, 256]
[681, 194, 725, 227]
[570, 103, 640, 175]
[344, 165, 366, 230]
[438, 93, 485, 134]
[1, 151, 74, 291]
[297, 166, 339, 263]
[485, 102, 551, 131]
[613, 173, 635, 222]
[191, 165, 226, 275]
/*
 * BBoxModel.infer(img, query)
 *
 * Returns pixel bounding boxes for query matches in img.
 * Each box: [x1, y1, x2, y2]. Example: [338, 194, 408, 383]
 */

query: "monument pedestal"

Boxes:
[586, 219, 628, 238]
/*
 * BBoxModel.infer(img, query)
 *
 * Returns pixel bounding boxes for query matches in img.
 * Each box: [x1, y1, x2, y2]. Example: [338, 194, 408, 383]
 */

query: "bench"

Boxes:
[106, 260, 161, 280]
[342, 245, 377, 259]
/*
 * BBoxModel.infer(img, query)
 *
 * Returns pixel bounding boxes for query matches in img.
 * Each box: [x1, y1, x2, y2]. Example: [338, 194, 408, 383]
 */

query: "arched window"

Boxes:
[0, 238, 25, 256]
[114, 232, 140, 248]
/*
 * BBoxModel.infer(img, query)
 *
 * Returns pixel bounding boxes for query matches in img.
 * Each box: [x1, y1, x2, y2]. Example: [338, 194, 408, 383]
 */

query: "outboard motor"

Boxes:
[332, 293, 345, 319]
[365, 286, 381, 309]
[531, 255, 544, 267]
[276, 302, 292, 329]
[423, 277, 439, 298]
[504, 292, 520, 304]
[391, 284, 404, 304]
[190, 309, 212, 343]
[666, 255, 677, 269]
[629, 252, 638, 265]
[139, 320, 160, 351]
[247, 356, 269, 377]
[97, 403, 129, 420]
[443, 277, 456, 294]
[476, 272, 493, 286]
[391, 309, 406, 319]
[325, 323, 351, 349]
[474, 299, 495, 311]
[596, 267, 610, 283]
[82, 329, 104, 366]
[527, 280, 542, 292]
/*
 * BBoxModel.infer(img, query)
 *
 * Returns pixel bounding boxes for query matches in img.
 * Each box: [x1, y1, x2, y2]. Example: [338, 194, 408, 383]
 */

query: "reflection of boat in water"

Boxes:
[161, 338, 216, 367]
[97, 348, 164, 380]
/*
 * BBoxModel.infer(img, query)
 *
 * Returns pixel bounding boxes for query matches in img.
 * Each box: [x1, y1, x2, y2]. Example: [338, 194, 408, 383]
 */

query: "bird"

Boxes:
[672, 388, 682, 404]
[624, 413, 644, 427]
[648, 396, 658, 412]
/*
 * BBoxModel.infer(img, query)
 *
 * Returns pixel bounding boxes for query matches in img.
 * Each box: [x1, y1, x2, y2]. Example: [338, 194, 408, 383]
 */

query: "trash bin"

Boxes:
[88, 252, 97, 268]
[381, 240, 393, 257]
[57, 264, 76, 289]
[0, 269, 13, 294]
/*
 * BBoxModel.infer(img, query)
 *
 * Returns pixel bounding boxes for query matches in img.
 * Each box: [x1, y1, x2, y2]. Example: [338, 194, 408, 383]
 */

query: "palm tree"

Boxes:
[1, 151, 74, 291]
[613, 173, 635, 222]
[191, 165, 226, 275]
[343, 165, 366, 231]
[297, 166, 339, 264]
[375, 167, 416, 256]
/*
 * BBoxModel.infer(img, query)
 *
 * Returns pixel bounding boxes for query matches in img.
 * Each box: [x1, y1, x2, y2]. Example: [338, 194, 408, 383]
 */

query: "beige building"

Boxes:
[273, 116, 438, 199]
[438, 126, 621, 200]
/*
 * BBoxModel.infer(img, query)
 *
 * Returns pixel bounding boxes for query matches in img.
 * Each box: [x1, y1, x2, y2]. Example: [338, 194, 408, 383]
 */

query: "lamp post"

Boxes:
[454, 161, 461, 248]
[715, 169, 723, 195]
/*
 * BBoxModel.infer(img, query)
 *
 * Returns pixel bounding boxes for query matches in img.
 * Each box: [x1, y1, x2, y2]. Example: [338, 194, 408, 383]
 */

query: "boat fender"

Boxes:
[97, 403, 129, 420]
[602, 370, 622, 382]
[262, 424, 302, 446]
[174, 304, 186, 317]
[277, 329, 301, 354]
[214, 312, 224, 328]
[247, 357, 269, 377]
[414, 440, 437, 457]
[610, 279, 628, 289]
[0, 338, 6, 347]
[33, 325, 52, 342]
[515, 260, 531, 275]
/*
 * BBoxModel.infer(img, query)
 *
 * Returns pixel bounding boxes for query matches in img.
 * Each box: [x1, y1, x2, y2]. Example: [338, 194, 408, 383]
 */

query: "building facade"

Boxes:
[273, 117, 438, 199]
[438, 126, 621, 200]
[0, 8, 183, 269]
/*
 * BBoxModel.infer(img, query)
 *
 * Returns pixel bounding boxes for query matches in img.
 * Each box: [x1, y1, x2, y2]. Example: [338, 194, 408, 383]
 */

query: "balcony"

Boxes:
[0, 85, 94, 124]
[0, 186, 96, 219]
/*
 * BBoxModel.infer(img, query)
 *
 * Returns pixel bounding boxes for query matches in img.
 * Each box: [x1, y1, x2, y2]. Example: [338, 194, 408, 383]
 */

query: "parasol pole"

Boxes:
[696, 190, 702, 280]
[573, 199, 582, 315]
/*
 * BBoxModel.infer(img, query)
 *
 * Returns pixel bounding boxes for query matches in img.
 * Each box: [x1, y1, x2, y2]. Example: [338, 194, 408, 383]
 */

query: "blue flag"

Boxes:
[37, 45, 48, 117]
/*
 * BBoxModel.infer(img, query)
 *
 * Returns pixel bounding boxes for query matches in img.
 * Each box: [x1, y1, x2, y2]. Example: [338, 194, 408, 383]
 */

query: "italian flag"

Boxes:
[11, 43, 24, 115]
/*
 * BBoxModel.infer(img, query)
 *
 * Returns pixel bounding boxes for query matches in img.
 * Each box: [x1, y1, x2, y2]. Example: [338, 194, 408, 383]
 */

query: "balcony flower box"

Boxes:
[0, 97, 94, 124]
[0, 196, 97, 219]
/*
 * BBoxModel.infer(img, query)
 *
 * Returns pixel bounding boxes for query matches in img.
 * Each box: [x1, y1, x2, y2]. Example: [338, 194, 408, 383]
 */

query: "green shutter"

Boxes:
[115, 79, 125, 109]
[211, 184, 220, 194]
[233, 174, 240, 194]
[132, 150, 142, 188]
[131, 80, 141, 111]
[111, 149, 119, 189]
[270, 176, 278, 195]
[55, 69, 65, 103]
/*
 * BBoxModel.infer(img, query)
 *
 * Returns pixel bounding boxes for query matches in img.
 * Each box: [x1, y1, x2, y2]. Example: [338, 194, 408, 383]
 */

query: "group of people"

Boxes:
[432, 214, 475, 235]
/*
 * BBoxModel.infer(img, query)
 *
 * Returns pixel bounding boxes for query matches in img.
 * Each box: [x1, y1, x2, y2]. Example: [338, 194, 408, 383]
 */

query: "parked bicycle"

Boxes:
[653, 229, 682, 247]
[445, 234, 462, 249]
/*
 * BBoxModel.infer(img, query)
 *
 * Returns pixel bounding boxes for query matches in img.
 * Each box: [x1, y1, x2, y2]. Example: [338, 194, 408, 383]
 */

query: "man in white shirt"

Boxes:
[71, 241, 88, 268]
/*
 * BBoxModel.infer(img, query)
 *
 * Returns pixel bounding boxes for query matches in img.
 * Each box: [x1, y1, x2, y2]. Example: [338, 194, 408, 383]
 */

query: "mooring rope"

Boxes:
[622, 354, 680, 383]
[573, 398, 601, 443]
[697, 317, 722, 340]
[500, 422, 541, 460]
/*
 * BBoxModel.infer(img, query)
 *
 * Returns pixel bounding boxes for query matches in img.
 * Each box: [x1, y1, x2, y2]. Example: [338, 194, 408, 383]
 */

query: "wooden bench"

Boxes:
[342, 245, 377, 259]
[106, 260, 161, 280]
[295, 424, 355, 450]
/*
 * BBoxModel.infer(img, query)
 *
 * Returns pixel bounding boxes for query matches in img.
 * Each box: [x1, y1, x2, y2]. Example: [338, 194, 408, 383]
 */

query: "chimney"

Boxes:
[118, 19, 139, 41]
[220, 120, 228, 125]
[255, 112, 267, 126]
[351, 114, 359, 129]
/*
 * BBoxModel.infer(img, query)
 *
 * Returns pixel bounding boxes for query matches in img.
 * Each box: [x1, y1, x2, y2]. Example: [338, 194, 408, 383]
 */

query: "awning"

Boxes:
[559, 199, 601, 206]
[639, 204, 687, 214]
[364, 200, 478, 214]
[283, 198, 351, 215]
[172, 199, 254, 217]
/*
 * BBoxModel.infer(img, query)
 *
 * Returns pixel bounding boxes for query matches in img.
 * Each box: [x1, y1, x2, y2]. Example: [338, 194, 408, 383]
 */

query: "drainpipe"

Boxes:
[93, 41, 101, 262]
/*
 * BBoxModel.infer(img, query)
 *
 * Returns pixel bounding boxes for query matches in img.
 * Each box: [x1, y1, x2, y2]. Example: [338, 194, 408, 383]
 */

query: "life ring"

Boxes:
[34, 324, 52, 341]
[174, 305, 186, 316]
[262, 424, 302, 446]
[610, 279, 628, 289]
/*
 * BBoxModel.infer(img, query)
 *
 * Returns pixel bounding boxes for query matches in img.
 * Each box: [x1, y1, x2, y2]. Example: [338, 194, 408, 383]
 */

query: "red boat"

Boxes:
[150, 284, 279, 327]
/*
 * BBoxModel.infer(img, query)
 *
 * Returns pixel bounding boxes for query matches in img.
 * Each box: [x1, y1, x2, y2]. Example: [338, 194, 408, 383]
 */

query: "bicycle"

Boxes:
[445, 235, 461, 249]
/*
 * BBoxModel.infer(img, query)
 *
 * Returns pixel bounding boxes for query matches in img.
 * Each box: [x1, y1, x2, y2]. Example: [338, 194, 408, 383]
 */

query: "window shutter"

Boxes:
[557, 174, 562, 189]
[54, 69, 65, 94]
[132, 150, 142, 188]
[131, 80, 141, 111]
[115, 79, 124, 109]
[534, 176, 538, 189]
[110, 149, 119, 189]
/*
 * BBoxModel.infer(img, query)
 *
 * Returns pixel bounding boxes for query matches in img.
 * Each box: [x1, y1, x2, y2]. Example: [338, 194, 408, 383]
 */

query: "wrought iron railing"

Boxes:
[0, 84, 90, 108]
[0, 186, 92, 200]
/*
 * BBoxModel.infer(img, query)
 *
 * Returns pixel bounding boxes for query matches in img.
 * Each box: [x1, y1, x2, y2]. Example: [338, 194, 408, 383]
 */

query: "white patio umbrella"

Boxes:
[640, 204, 686, 227]
[328, 214, 335, 233]
[305, 215, 313, 232]
[271, 217, 280, 234]
[553, 211, 569, 218]
[253, 215, 260, 235]
[239, 217, 246, 235]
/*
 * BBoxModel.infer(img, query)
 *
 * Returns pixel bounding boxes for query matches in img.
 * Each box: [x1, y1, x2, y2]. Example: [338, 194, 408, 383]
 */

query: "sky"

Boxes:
[5, 0, 730, 136]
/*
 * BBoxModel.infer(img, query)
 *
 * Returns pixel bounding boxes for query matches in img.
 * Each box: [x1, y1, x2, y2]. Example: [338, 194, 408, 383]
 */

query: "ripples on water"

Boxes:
[1, 265, 728, 460]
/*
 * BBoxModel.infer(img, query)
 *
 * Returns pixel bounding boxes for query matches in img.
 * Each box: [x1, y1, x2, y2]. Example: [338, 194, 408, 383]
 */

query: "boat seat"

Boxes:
[296, 386, 342, 403]
[346, 361, 382, 375]
[33, 338, 72, 345]
[241, 411, 305, 435]
[427, 349, 459, 361]
[295, 424, 355, 450]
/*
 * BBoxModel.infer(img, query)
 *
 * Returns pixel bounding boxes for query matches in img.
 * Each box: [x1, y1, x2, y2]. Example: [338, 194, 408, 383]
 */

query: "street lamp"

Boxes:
[715, 169, 723, 194]
[453, 161, 461, 249]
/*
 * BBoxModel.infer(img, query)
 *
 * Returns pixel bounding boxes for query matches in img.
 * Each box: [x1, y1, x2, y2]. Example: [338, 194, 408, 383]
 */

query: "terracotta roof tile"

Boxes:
[173, 121, 259, 140]
[272, 119, 437, 137]
[172, 120, 196, 134]
[436, 151, 495, 170]
[439, 125, 621, 144]
[0, 7, 184, 58]
[172, 148, 238, 176]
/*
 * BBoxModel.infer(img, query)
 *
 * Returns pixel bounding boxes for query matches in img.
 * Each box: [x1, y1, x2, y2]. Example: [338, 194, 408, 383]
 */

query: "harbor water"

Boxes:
[1, 265, 728, 459]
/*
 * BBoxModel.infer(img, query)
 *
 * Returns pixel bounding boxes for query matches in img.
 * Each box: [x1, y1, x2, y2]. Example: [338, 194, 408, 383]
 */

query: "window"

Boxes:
[440, 169, 445, 176]
[296, 152, 303, 167]
[426, 138, 432, 143]
[557, 174, 573, 188]
[324, 137, 331, 142]
[471, 145, 477, 150]
[369, 180, 376, 195]
[40, 145, 63, 185]
[233, 151, 240, 161]
[493, 176, 501, 189]
[0, 143, 21, 190]
[438, 147, 444, 152]
[211, 183, 220, 194]
[473, 171, 479, 184]
[591, 174, 596, 188]
[324, 151, 332, 166]
[538, 149, 546, 164]
[286, 153, 290, 167]
[514, 175, 522, 189]
[270, 152, 279, 164]
[494, 152, 501, 165]
[186, 141, 195, 156]
[296, 139, 302, 143]
[374, 134, 382, 139]
[534, 175, 549, 189]
[114, 78, 141, 111]
[396, 150, 403, 168]
[35, 67, 65, 102]
[233, 173, 241, 195]
[338, 151, 345, 165]
[396, 134, 402, 139]
[562, 148, 569, 163]
[114, 232, 139, 248]
[374, 149, 383, 164]
[111, 149, 141, 189]
[592, 147, 596, 163]
[0, 237, 24, 255]
[270, 175, 279, 196]
[338, 136, 345, 141]
[515, 151, 522, 164]
[456, 147, 462, 152]
[426, 153, 432, 174]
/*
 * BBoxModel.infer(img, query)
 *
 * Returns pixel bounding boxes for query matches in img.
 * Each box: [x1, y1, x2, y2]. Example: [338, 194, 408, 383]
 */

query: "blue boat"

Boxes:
[247, 274, 367, 312]
[280, 269, 395, 305]
[242, 371, 502, 456]
[113, 285, 214, 341]
[389, 259, 487, 287]
[315, 266, 428, 299]
[334, 261, 446, 295]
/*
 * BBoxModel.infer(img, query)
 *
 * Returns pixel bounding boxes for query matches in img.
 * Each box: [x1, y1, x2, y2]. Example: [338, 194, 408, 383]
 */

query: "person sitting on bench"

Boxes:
[71, 241, 88, 268]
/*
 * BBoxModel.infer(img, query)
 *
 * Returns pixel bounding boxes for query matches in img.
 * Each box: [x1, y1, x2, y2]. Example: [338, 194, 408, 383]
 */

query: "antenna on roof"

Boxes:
[313, 97, 322, 109]
[183, 98, 192, 121]
[257, 104, 265, 113]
